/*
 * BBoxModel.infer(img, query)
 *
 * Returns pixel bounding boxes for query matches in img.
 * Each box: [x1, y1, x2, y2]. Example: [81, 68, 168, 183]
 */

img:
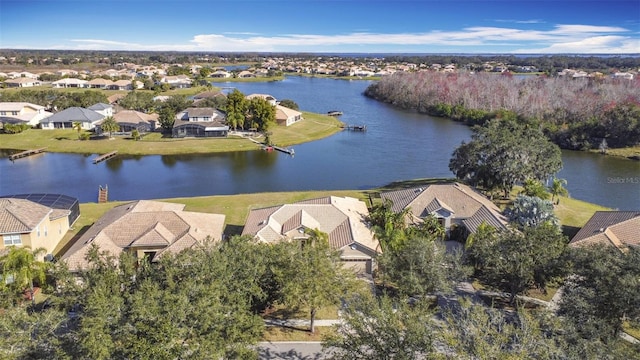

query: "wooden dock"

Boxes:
[273, 145, 295, 155]
[9, 148, 46, 161]
[344, 125, 367, 131]
[98, 185, 108, 203]
[93, 151, 118, 164]
[327, 110, 343, 116]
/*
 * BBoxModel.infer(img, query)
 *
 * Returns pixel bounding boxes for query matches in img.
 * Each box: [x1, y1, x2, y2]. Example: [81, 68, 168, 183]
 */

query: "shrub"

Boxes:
[3, 123, 30, 134]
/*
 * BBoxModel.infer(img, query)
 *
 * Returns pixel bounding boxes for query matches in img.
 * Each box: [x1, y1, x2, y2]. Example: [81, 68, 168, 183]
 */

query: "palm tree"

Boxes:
[72, 121, 82, 139]
[100, 116, 120, 138]
[1, 246, 49, 306]
[549, 177, 569, 204]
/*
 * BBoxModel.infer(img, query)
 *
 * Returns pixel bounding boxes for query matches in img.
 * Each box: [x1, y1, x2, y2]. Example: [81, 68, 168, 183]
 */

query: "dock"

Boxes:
[93, 151, 118, 164]
[327, 110, 343, 116]
[9, 148, 46, 161]
[273, 145, 295, 155]
[344, 125, 367, 131]
[98, 185, 108, 203]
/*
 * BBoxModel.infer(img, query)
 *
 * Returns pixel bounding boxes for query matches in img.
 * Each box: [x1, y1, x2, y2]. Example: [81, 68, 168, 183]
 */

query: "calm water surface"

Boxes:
[1, 76, 638, 210]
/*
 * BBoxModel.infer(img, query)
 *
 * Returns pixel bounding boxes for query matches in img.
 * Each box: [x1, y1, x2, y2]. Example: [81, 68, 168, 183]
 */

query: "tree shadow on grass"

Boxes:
[561, 225, 581, 239]
[54, 225, 91, 259]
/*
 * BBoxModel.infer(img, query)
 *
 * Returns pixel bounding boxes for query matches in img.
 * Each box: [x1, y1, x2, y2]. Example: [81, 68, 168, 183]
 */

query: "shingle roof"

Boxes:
[380, 182, 508, 232]
[88, 103, 112, 111]
[242, 196, 380, 254]
[60, 200, 225, 271]
[43, 107, 104, 123]
[570, 211, 640, 249]
[0, 198, 52, 234]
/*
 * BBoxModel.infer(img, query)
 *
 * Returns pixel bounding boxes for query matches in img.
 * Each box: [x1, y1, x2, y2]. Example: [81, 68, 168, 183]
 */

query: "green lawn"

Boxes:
[0, 112, 343, 155]
[554, 195, 611, 238]
[262, 326, 334, 342]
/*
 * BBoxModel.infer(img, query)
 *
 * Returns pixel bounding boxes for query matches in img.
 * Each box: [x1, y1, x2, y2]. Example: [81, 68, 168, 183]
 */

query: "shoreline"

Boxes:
[0, 111, 344, 156]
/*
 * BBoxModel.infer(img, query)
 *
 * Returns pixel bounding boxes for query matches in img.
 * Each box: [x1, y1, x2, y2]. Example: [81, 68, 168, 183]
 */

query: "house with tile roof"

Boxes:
[569, 211, 640, 251]
[0, 198, 71, 260]
[60, 200, 226, 272]
[40, 107, 105, 130]
[87, 103, 114, 117]
[172, 107, 228, 137]
[0, 102, 52, 126]
[51, 78, 88, 88]
[242, 196, 381, 274]
[380, 182, 508, 239]
[3, 78, 41, 88]
[275, 104, 303, 126]
[97, 109, 158, 134]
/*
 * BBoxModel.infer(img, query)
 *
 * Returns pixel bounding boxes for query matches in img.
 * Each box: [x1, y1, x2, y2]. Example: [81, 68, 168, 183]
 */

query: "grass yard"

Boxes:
[262, 326, 334, 342]
[0, 112, 343, 155]
[262, 304, 339, 321]
[623, 322, 640, 340]
[554, 195, 611, 238]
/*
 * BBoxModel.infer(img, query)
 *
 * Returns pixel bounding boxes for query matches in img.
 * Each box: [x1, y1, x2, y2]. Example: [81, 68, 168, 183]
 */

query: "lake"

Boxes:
[1, 76, 638, 210]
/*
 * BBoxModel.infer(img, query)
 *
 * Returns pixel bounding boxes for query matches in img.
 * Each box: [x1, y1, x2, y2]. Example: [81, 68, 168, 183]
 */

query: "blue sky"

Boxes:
[1, 0, 639, 53]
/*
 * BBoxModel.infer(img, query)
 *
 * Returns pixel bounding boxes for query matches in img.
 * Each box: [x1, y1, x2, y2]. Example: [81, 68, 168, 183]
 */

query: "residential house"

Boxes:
[192, 91, 226, 106]
[96, 109, 157, 134]
[275, 104, 303, 126]
[380, 182, 508, 239]
[51, 78, 88, 88]
[55, 69, 78, 77]
[172, 107, 228, 137]
[569, 211, 640, 251]
[242, 196, 381, 274]
[210, 70, 231, 78]
[87, 103, 114, 117]
[86, 78, 114, 89]
[40, 107, 105, 130]
[246, 93, 277, 106]
[109, 79, 138, 90]
[60, 200, 226, 271]
[0, 196, 77, 260]
[0, 102, 52, 126]
[237, 70, 255, 78]
[3, 78, 41, 88]
[160, 75, 191, 89]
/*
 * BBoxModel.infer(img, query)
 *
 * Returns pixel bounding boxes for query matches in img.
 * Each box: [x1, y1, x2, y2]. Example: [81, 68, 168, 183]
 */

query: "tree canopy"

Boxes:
[449, 119, 563, 198]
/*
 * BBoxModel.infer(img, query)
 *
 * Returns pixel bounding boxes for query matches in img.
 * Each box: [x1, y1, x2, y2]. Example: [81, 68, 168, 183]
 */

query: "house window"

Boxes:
[11, 111, 18, 116]
[36, 225, 40, 237]
[0, 111, 5, 115]
[3, 234, 22, 246]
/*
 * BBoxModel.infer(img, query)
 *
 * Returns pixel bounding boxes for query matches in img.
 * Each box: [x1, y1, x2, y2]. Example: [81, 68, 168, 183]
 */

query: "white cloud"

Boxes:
[62, 23, 639, 53]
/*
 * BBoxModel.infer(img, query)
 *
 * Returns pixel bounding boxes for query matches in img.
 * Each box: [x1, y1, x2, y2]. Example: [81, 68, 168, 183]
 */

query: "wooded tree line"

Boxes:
[0, 89, 108, 110]
[362, 198, 640, 359]
[0, 233, 353, 359]
[365, 72, 640, 149]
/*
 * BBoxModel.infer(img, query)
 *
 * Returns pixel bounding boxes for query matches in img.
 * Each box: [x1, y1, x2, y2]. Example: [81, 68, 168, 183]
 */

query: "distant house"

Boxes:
[110, 79, 137, 90]
[3, 78, 41, 88]
[242, 196, 381, 274]
[172, 107, 228, 137]
[96, 109, 157, 134]
[210, 70, 231, 78]
[380, 182, 508, 239]
[0, 196, 76, 260]
[0, 102, 52, 126]
[60, 200, 226, 271]
[40, 107, 105, 130]
[160, 75, 191, 89]
[246, 93, 277, 106]
[569, 211, 640, 251]
[275, 104, 303, 126]
[51, 78, 88, 88]
[237, 70, 255, 78]
[86, 78, 114, 89]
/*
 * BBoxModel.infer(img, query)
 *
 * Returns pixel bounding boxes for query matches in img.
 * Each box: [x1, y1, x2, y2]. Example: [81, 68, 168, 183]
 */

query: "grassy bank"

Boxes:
[590, 145, 640, 160]
[0, 111, 343, 156]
